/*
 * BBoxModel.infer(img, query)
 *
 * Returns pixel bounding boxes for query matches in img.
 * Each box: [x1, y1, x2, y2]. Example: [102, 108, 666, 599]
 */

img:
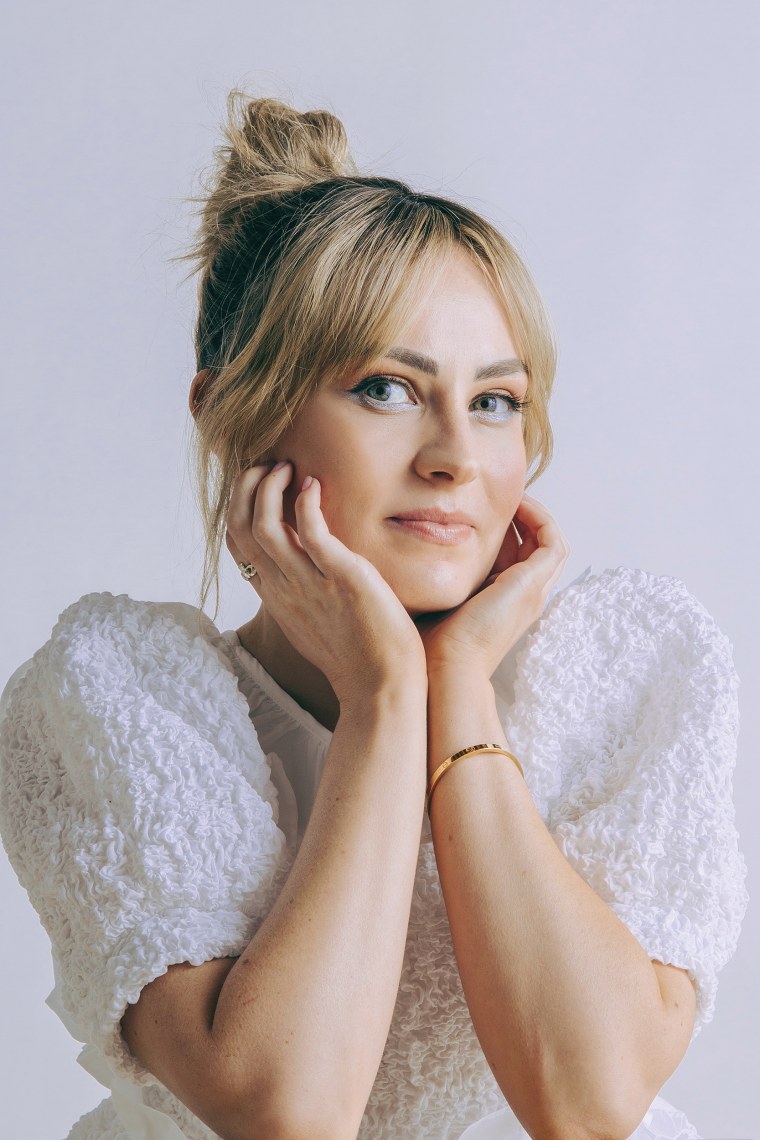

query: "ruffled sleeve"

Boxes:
[0, 591, 291, 1084]
[501, 567, 748, 1043]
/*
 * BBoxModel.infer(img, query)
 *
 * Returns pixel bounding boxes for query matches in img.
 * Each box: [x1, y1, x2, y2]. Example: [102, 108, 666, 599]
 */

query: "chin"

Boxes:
[387, 566, 480, 619]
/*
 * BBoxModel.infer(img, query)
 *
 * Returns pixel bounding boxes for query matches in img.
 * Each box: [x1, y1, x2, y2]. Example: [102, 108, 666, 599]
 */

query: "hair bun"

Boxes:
[218, 91, 357, 195]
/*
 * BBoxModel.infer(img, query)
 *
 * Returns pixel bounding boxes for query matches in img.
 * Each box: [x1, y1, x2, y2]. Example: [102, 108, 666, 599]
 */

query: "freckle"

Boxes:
[448, 832, 454, 842]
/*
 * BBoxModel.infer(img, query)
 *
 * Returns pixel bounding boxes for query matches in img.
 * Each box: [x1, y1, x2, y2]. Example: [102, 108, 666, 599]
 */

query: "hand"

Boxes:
[416, 494, 570, 679]
[225, 462, 427, 705]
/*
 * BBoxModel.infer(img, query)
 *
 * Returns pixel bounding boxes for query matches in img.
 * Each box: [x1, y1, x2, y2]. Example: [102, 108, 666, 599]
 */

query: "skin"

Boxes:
[179, 245, 698, 1136]
[214, 248, 557, 730]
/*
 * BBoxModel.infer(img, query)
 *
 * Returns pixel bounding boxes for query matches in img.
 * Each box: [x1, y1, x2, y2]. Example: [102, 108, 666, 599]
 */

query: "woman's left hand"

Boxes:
[416, 494, 570, 679]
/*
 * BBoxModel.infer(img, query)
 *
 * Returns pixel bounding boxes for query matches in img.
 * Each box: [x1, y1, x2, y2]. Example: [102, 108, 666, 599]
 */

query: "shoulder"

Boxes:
[537, 565, 735, 676]
[503, 566, 739, 776]
[2, 590, 239, 713]
[0, 589, 283, 882]
[46, 588, 230, 670]
[0, 590, 267, 802]
[546, 564, 722, 626]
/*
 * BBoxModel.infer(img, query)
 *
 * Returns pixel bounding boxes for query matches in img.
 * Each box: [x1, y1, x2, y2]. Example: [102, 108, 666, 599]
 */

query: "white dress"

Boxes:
[0, 566, 748, 1139]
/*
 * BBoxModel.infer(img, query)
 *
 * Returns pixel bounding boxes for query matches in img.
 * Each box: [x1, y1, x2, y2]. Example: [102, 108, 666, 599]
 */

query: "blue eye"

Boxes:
[347, 375, 532, 419]
[471, 393, 531, 420]
[348, 376, 414, 408]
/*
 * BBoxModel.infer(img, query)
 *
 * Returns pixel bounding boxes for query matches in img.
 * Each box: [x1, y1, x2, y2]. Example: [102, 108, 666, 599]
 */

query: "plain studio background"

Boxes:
[1, 2, 757, 1137]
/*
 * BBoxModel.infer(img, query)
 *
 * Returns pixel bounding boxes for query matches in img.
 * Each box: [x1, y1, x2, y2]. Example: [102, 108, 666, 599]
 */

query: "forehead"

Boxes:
[388, 250, 516, 354]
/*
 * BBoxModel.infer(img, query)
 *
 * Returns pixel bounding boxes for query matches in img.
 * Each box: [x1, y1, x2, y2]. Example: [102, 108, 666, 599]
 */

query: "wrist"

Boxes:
[424, 639, 513, 684]
[334, 648, 428, 707]
[338, 672, 428, 719]
[426, 660, 495, 699]
[426, 671, 504, 779]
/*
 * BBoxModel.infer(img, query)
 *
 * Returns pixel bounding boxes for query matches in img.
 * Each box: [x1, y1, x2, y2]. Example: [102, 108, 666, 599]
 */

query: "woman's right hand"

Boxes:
[225, 461, 427, 705]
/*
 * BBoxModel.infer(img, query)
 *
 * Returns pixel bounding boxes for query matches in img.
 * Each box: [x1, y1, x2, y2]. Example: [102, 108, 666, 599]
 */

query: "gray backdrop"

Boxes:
[1, 2, 757, 1137]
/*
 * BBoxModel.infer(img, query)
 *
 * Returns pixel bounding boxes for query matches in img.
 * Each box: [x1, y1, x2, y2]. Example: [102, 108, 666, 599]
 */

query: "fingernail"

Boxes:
[272, 460, 289, 471]
[302, 475, 313, 490]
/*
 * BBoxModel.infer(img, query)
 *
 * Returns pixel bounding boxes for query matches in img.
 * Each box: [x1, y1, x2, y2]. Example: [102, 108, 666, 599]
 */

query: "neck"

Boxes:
[235, 607, 341, 734]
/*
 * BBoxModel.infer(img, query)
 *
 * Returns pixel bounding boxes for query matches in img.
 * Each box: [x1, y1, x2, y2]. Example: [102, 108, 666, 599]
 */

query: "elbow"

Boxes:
[588, 1078, 659, 1140]
[535, 1073, 653, 1140]
[538, 1114, 641, 1140]
[217, 1115, 350, 1140]
[552, 1090, 653, 1140]
[209, 1078, 357, 1140]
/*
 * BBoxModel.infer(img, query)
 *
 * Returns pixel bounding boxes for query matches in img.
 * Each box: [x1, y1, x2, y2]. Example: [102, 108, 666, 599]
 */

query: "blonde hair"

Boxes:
[178, 91, 557, 621]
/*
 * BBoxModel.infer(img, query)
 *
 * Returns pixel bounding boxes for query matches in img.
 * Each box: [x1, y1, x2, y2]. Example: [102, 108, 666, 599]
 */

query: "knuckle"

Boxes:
[225, 508, 242, 534]
[226, 521, 245, 549]
[250, 518, 273, 544]
[297, 520, 321, 547]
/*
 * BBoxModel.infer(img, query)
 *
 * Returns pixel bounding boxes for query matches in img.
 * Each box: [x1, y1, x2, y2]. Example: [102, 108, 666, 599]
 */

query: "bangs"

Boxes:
[266, 186, 462, 388]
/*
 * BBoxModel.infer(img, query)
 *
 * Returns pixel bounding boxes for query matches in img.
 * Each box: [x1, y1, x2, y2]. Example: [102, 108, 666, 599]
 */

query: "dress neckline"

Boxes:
[221, 630, 333, 751]
[220, 566, 594, 760]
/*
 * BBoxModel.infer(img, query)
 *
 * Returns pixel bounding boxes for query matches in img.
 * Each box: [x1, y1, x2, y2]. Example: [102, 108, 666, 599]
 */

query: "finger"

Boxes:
[511, 515, 539, 562]
[489, 518, 522, 576]
[510, 496, 570, 588]
[225, 529, 264, 595]
[514, 495, 568, 558]
[227, 463, 271, 535]
[250, 461, 312, 578]
[522, 541, 569, 588]
[293, 476, 358, 578]
[293, 477, 332, 576]
[509, 496, 547, 560]
[295, 476, 372, 577]
[226, 464, 286, 583]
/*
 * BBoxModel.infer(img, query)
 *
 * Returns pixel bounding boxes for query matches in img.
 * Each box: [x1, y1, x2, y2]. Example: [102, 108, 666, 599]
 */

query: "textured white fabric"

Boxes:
[0, 566, 747, 1139]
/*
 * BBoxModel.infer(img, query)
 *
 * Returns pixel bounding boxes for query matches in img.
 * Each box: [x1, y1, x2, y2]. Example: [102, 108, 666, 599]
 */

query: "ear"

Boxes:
[189, 369, 214, 417]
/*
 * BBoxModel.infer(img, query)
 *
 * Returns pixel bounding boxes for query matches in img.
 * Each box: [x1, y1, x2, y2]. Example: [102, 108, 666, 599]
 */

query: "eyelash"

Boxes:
[347, 375, 532, 417]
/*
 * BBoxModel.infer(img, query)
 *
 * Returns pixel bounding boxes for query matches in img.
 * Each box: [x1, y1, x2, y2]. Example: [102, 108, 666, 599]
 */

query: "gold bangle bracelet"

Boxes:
[426, 743, 525, 817]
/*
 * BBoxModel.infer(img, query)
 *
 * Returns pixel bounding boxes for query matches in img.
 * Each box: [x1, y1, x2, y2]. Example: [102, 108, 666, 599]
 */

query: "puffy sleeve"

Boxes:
[0, 591, 291, 1083]
[502, 567, 749, 1043]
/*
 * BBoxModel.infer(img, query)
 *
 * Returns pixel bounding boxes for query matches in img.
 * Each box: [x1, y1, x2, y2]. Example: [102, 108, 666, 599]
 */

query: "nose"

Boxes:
[412, 410, 479, 485]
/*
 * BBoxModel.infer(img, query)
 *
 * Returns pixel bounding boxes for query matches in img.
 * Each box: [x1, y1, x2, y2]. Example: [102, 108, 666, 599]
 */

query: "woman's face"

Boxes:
[275, 248, 529, 618]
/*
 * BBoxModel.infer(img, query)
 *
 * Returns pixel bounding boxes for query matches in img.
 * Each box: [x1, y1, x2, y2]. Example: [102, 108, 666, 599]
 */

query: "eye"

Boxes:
[346, 375, 532, 420]
[471, 392, 532, 420]
[347, 375, 416, 409]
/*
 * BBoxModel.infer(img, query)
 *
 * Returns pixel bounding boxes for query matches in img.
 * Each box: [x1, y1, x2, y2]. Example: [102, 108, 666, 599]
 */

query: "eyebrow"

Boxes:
[384, 346, 527, 380]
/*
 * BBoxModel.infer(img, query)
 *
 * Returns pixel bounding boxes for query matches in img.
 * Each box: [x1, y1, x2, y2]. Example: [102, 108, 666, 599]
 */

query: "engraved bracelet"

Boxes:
[426, 743, 524, 817]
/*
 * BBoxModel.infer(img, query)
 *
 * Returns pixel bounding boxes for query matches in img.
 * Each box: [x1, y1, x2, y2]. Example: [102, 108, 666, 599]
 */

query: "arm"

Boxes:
[426, 663, 696, 1140]
[418, 494, 696, 1139]
[123, 678, 427, 1140]
[123, 462, 429, 1140]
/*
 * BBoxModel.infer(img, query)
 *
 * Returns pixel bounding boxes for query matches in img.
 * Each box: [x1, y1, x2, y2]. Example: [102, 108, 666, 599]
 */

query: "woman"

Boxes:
[0, 93, 747, 1140]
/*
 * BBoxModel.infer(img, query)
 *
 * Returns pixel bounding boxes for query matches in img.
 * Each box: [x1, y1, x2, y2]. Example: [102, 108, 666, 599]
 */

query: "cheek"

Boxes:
[311, 436, 389, 528]
[481, 457, 527, 554]
[319, 484, 378, 551]
[489, 449, 527, 510]
[291, 452, 380, 547]
[276, 418, 350, 528]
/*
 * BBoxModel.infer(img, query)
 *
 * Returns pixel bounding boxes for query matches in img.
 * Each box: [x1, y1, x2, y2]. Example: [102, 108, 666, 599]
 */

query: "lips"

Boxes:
[386, 509, 475, 546]
[389, 508, 476, 526]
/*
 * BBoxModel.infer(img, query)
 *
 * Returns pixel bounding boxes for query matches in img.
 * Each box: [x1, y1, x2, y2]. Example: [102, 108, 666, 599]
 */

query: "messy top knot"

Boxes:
[181, 93, 360, 368]
[179, 89, 556, 620]
[191, 92, 358, 260]
[221, 92, 357, 188]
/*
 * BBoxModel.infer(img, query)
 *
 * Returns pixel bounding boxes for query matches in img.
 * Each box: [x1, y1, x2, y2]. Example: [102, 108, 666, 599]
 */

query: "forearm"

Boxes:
[427, 666, 664, 1140]
[212, 681, 427, 1138]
